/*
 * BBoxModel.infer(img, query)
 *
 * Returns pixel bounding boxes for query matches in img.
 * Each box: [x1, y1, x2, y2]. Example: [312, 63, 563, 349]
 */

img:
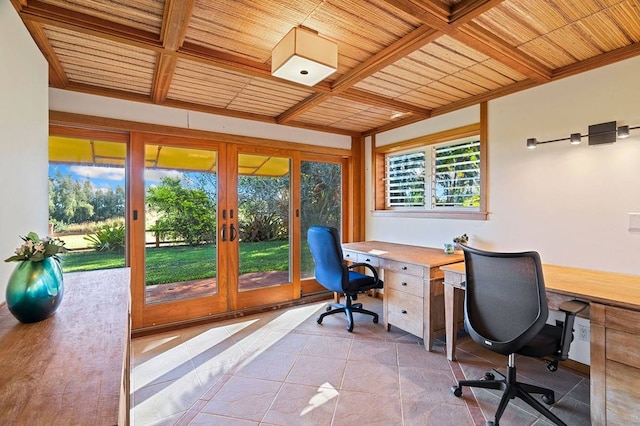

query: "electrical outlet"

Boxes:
[577, 324, 590, 341]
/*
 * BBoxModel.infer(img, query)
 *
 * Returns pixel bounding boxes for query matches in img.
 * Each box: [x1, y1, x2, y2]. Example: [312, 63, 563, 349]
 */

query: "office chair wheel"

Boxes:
[486, 421, 496, 426]
[451, 386, 462, 397]
[542, 393, 555, 405]
[317, 317, 323, 324]
[546, 360, 558, 372]
[483, 372, 495, 381]
[347, 323, 354, 332]
[373, 317, 378, 324]
[325, 306, 332, 312]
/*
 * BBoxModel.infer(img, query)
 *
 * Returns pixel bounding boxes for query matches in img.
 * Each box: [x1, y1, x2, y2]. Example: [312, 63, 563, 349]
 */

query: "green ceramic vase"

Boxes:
[6, 258, 64, 323]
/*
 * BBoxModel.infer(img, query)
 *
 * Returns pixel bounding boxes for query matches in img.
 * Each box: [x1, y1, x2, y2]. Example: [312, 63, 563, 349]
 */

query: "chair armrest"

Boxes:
[348, 262, 381, 285]
[557, 300, 589, 360]
[559, 300, 588, 315]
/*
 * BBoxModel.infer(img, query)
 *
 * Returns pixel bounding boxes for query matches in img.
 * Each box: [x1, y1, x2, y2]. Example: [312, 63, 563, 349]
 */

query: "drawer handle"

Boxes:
[401, 310, 407, 314]
[402, 266, 407, 270]
[365, 258, 371, 262]
[401, 282, 407, 286]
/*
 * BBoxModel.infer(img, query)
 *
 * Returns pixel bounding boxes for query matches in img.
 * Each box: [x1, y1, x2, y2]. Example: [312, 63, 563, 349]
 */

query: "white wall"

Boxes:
[0, 2, 49, 303]
[49, 89, 352, 149]
[367, 55, 640, 276]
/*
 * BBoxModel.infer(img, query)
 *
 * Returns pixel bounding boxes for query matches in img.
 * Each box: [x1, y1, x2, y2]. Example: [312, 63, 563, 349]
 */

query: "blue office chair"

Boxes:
[307, 226, 383, 332]
[451, 244, 587, 426]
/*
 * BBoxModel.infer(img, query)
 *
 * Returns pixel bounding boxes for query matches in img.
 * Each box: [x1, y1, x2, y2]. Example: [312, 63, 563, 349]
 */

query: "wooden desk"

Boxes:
[0, 268, 131, 425]
[342, 241, 463, 350]
[441, 262, 640, 425]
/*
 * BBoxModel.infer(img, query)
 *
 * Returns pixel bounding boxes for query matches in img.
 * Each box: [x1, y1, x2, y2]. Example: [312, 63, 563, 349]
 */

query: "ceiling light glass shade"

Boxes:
[570, 133, 582, 144]
[526, 138, 537, 149]
[618, 125, 630, 138]
[271, 27, 338, 87]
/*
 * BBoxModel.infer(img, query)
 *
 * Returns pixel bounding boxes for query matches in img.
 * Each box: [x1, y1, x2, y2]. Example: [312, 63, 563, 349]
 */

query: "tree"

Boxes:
[300, 161, 341, 234]
[49, 171, 93, 223]
[238, 175, 289, 242]
[92, 186, 125, 221]
[146, 176, 216, 245]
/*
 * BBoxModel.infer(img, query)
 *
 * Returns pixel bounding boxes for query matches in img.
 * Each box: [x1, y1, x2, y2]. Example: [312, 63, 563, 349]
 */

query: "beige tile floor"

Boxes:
[131, 297, 590, 425]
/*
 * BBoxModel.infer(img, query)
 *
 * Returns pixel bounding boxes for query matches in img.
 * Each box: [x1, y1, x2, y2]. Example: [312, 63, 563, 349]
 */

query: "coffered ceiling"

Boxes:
[12, 0, 640, 137]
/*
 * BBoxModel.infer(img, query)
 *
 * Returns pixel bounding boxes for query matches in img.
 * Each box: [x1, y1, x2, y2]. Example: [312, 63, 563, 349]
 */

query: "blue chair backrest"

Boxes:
[307, 226, 348, 293]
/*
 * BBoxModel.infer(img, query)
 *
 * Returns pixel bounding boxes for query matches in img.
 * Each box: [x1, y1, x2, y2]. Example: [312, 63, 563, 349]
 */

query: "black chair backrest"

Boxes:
[307, 226, 348, 293]
[461, 244, 549, 356]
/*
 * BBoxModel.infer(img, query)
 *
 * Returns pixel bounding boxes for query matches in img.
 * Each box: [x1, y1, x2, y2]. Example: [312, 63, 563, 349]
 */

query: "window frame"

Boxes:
[372, 114, 487, 220]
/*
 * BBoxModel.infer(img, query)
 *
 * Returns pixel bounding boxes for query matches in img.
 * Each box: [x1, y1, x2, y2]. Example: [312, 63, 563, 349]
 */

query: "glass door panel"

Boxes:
[48, 136, 127, 274]
[300, 160, 342, 280]
[237, 153, 291, 291]
[144, 144, 218, 305]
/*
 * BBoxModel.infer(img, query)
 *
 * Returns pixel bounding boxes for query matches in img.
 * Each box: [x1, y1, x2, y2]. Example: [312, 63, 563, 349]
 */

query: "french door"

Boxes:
[129, 134, 229, 328]
[129, 134, 327, 328]
[49, 122, 351, 330]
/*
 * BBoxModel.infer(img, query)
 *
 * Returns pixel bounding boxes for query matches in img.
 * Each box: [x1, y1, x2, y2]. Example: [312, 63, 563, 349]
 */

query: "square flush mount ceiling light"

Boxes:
[271, 27, 338, 87]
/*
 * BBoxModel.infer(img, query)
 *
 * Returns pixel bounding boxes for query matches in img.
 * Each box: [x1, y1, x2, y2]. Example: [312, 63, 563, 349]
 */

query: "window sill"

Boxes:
[371, 209, 488, 220]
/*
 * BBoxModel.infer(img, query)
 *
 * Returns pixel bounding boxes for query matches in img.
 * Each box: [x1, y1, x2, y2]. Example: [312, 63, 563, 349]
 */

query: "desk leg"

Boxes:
[445, 284, 462, 361]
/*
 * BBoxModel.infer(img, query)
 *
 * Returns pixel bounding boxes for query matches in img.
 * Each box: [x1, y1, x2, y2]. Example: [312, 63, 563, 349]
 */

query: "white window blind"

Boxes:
[385, 150, 425, 207]
[385, 138, 481, 210]
[432, 140, 480, 208]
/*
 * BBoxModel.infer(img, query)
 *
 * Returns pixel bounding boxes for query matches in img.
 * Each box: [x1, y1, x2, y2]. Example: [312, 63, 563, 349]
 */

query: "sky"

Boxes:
[49, 164, 184, 192]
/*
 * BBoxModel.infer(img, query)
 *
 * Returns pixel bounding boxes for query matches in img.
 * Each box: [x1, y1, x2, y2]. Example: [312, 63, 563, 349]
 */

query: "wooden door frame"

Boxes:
[49, 113, 357, 330]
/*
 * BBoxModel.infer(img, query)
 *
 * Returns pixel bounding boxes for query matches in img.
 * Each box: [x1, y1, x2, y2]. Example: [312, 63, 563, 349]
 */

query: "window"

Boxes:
[374, 121, 487, 220]
[386, 138, 480, 210]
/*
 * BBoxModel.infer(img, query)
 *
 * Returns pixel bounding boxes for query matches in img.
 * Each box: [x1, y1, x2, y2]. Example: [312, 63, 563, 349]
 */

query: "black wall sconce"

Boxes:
[527, 121, 640, 149]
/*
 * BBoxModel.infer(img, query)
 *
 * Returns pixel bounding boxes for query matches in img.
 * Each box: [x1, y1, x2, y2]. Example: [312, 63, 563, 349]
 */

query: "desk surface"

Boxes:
[0, 268, 130, 425]
[441, 262, 640, 311]
[343, 240, 463, 267]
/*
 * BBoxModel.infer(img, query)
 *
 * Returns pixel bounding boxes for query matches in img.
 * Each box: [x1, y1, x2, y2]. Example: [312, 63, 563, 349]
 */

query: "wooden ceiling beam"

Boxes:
[362, 78, 539, 136]
[339, 89, 432, 117]
[59, 82, 359, 137]
[19, 1, 274, 79]
[450, 0, 506, 25]
[453, 23, 552, 82]
[152, 0, 196, 104]
[382, 0, 450, 32]
[280, 25, 441, 123]
[22, 20, 68, 88]
[331, 25, 442, 93]
[151, 55, 178, 104]
[431, 79, 539, 117]
[19, 0, 160, 49]
[277, 93, 329, 124]
[160, 0, 195, 51]
[552, 42, 640, 81]
[384, 0, 551, 83]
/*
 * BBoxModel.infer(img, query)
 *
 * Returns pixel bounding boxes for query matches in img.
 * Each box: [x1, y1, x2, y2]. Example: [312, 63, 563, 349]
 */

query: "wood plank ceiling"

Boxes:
[12, 0, 640, 137]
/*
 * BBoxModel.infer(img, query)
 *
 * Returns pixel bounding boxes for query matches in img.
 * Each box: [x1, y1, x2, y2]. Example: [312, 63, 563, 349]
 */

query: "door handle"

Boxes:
[221, 224, 227, 242]
[230, 223, 237, 242]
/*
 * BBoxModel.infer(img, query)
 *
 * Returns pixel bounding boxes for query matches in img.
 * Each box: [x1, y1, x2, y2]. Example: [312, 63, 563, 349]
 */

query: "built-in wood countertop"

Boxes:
[342, 240, 463, 268]
[0, 268, 130, 425]
[440, 262, 640, 311]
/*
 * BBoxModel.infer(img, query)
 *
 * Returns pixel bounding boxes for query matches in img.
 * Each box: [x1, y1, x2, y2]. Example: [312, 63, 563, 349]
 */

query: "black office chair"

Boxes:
[307, 226, 383, 332]
[451, 244, 587, 426]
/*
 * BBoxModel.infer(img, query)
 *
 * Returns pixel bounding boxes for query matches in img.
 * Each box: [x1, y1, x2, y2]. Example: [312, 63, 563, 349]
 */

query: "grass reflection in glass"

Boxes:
[60, 241, 289, 286]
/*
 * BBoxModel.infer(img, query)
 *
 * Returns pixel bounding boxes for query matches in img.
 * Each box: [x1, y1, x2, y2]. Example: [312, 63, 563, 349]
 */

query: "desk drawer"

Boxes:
[356, 253, 380, 267]
[383, 260, 424, 277]
[385, 271, 424, 298]
[386, 289, 423, 336]
[343, 250, 358, 262]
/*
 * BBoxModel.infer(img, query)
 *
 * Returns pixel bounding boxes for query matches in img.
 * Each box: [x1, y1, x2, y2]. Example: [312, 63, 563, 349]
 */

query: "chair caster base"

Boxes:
[451, 386, 462, 397]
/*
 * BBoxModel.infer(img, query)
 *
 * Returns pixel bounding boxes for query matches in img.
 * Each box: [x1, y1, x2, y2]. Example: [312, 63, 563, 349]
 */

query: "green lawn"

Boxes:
[60, 241, 291, 285]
